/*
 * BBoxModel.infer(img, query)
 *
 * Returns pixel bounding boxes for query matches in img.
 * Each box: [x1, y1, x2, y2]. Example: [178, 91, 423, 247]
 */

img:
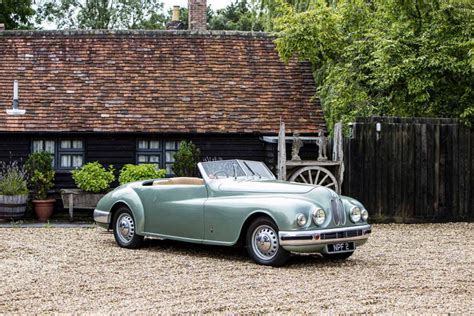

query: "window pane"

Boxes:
[150, 140, 160, 149]
[166, 164, 174, 174]
[61, 140, 71, 149]
[138, 155, 148, 163]
[61, 155, 71, 168]
[165, 141, 177, 150]
[138, 140, 148, 149]
[72, 155, 83, 168]
[149, 155, 160, 163]
[33, 140, 43, 152]
[166, 151, 175, 163]
[44, 141, 55, 154]
[72, 140, 83, 149]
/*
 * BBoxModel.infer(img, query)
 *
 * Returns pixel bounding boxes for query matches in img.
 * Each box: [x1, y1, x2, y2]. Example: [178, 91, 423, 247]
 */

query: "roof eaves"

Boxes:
[0, 29, 276, 39]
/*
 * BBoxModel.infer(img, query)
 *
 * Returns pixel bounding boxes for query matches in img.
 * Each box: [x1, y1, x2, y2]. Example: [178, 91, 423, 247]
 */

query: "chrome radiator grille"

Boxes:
[331, 197, 345, 226]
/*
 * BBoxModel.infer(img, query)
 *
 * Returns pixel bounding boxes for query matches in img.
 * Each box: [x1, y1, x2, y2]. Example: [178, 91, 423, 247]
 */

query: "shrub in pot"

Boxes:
[119, 164, 166, 185]
[172, 141, 200, 177]
[71, 162, 115, 193]
[25, 152, 55, 222]
[0, 161, 29, 221]
[62, 162, 115, 218]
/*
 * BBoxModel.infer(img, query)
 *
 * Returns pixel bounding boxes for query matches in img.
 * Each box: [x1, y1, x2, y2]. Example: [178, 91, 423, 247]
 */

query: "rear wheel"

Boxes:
[322, 251, 354, 260]
[246, 217, 290, 266]
[113, 206, 144, 249]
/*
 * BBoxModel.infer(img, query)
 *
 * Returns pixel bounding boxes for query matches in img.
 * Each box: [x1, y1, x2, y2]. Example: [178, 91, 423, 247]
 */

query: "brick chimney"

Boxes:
[188, 0, 207, 30]
[166, 6, 185, 30]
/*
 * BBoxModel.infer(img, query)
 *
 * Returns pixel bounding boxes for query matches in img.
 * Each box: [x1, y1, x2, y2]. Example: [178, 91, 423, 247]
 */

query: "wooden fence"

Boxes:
[342, 117, 473, 222]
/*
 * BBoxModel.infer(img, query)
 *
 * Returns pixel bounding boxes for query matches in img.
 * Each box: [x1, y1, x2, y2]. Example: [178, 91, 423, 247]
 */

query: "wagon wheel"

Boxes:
[288, 166, 340, 193]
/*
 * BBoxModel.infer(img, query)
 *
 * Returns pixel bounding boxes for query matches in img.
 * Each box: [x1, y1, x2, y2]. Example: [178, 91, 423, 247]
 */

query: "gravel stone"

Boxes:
[0, 223, 472, 313]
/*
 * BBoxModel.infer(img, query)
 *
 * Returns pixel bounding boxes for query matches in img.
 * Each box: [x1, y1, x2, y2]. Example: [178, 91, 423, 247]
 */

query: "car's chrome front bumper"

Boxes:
[279, 224, 371, 250]
[93, 209, 110, 225]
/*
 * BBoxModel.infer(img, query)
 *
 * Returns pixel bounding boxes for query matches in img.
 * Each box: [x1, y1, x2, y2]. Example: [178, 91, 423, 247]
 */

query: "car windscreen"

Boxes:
[241, 160, 275, 180]
[201, 160, 246, 179]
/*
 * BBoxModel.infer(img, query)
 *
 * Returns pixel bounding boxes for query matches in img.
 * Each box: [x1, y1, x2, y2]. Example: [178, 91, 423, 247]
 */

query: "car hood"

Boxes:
[217, 179, 315, 194]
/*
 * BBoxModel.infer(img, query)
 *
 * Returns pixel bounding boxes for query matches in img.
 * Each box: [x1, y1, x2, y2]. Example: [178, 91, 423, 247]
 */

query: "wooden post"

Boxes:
[68, 193, 74, 222]
[277, 121, 286, 180]
[333, 122, 344, 189]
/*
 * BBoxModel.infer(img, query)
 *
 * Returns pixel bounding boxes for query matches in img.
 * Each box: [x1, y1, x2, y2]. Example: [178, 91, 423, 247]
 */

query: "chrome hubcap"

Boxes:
[116, 213, 135, 244]
[252, 225, 279, 260]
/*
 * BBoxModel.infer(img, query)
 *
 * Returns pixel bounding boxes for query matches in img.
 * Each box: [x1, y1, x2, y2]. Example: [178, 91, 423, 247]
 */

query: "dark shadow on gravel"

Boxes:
[100, 236, 365, 268]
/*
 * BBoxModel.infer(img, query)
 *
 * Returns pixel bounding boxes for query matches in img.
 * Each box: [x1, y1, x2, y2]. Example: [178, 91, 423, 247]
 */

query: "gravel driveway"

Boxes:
[0, 223, 472, 313]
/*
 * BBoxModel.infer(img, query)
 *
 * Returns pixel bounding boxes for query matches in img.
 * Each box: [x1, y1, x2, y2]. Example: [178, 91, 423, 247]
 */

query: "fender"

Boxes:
[103, 187, 146, 234]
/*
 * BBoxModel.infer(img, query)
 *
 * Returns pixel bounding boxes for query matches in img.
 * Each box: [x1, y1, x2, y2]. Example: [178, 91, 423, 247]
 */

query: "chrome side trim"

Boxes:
[93, 209, 110, 224]
[279, 224, 371, 246]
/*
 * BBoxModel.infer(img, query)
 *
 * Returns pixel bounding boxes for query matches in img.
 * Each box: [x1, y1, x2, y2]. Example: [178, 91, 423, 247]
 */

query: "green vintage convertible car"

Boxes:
[94, 159, 371, 266]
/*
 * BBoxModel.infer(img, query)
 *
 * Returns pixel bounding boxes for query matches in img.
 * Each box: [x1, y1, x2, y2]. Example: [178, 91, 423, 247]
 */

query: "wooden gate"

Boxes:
[343, 117, 473, 222]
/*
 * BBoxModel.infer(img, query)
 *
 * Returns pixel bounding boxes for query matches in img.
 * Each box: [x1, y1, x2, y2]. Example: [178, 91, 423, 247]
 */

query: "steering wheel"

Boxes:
[211, 170, 229, 178]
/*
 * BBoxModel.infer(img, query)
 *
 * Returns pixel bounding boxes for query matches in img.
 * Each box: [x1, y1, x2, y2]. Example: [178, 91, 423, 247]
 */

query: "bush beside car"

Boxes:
[118, 164, 166, 185]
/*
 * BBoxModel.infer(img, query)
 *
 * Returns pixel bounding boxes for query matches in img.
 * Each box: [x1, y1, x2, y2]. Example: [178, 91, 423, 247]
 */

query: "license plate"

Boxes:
[327, 242, 355, 253]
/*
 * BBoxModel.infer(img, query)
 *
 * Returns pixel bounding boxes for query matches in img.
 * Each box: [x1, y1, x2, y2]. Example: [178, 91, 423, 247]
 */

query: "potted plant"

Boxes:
[172, 141, 200, 177]
[118, 164, 166, 185]
[25, 152, 56, 222]
[0, 161, 29, 221]
[63, 162, 115, 221]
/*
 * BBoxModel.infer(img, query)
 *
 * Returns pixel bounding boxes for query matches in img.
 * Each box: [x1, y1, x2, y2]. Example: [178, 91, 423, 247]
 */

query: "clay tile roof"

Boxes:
[0, 30, 324, 134]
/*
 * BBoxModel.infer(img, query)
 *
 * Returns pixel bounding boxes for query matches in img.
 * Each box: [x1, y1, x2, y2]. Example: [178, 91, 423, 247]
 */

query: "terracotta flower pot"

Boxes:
[33, 199, 55, 222]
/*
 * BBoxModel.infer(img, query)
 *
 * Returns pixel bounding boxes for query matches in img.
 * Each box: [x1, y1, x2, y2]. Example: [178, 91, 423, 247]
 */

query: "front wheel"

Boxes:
[246, 217, 290, 266]
[113, 206, 144, 249]
[322, 251, 354, 260]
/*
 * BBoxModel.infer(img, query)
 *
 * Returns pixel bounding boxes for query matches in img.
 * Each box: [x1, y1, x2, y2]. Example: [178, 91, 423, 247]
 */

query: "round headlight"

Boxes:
[361, 209, 369, 221]
[296, 213, 307, 227]
[312, 208, 326, 225]
[350, 206, 361, 223]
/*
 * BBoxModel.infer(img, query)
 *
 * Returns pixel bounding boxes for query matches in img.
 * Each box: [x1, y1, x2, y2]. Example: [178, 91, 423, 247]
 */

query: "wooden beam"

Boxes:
[277, 121, 286, 180]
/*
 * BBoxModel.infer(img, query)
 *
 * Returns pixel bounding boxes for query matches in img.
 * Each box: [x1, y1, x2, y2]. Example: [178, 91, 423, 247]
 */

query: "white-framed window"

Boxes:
[136, 140, 180, 174]
[58, 140, 84, 169]
[32, 139, 84, 170]
[32, 140, 56, 167]
[165, 141, 179, 174]
[137, 140, 161, 164]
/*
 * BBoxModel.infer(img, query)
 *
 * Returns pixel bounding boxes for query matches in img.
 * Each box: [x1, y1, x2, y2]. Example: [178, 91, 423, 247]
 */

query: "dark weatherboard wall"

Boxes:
[0, 133, 269, 189]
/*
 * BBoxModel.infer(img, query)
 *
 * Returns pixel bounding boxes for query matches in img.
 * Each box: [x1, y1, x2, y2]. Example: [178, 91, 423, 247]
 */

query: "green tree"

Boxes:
[259, 0, 313, 30]
[0, 0, 35, 29]
[274, 0, 474, 129]
[172, 141, 200, 177]
[209, 0, 265, 31]
[35, 0, 167, 29]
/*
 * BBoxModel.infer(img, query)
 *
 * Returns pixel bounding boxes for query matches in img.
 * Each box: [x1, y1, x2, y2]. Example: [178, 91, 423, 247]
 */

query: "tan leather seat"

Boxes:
[153, 177, 204, 186]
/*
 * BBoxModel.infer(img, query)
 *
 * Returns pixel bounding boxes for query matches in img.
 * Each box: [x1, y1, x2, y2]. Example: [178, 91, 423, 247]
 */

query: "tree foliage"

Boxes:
[274, 0, 474, 128]
[35, 0, 167, 29]
[209, 0, 265, 31]
[172, 141, 200, 177]
[0, 0, 35, 29]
